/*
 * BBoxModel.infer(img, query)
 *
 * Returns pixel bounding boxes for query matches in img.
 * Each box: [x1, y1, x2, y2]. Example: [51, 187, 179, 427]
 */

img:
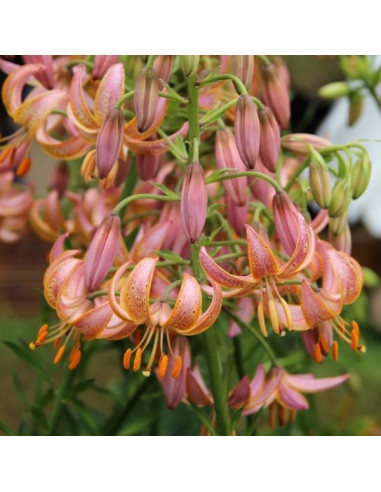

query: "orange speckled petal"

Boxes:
[2, 63, 42, 116]
[69, 65, 98, 132]
[75, 302, 114, 339]
[246, 224, 279, 279]
[94, 63, 125, 125]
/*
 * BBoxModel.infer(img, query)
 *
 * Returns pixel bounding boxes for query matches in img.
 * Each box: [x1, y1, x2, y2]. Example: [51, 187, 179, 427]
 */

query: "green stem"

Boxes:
[200, 99, 237, 127]
[158, 90, 189, 105]
[51, 109, 68, 118]
[284, 156, 311, 192]
[187, 75, 200, 163]
[256, 55, 271, 67]
[115, 90, 135, 108]
[67, 59, 93, 70]
[223, 307, 278, 366]
[197, 74, 248, 96]
[157, 128, 187, 164]
[113, 193, 179, 216]
[146, 55, 155, 69]
[208, 239, 247, 247]
[207, 170, 283, 193]
[202, 326, 230, 436]
[49, 369, 76, 435]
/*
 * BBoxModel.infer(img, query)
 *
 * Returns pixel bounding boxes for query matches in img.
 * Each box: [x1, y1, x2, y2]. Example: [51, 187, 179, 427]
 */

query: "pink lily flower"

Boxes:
[108, 256, 222, 377]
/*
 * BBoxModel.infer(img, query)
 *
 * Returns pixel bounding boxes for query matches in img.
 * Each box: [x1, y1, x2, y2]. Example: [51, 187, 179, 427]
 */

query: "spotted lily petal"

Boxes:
[69, 65, 98, 133]
[75, 302, 114, 339]
[2, 64, 42, 116]
[36, 123, 90, 159]
[246, 224, 279, 279]
[94, 63, 125, 124]
[300, 280, 342, 328]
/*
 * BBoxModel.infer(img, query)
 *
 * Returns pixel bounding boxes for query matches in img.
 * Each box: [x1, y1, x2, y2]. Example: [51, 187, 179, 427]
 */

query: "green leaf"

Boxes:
[3, 341, 51, 383]
[12, 371, 29, 411]
[72, 399, 100, 435]
[117, 414, 157, 436]
[149, 182, 179, 199]
[63, 379, 95, 401]
[363, 267, 380, 288]
[154, 250, 188, 264]
[0, 421, 15, 436]
[174, 135, 188, 157]
[30, 407, 49, 432]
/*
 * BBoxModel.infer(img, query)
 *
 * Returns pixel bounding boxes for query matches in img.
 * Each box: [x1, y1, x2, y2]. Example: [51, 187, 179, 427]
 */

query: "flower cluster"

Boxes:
[0, 55, 370, 434]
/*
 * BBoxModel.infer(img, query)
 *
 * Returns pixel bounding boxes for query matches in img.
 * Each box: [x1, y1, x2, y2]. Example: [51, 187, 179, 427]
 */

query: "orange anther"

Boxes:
[54, 345, 66, 364]
[158, 354, 168, 379]
[0, 146, 15, 164]
[314, 343, 323, 364]
[172, 356, 182, 379]
[133, 347, 142, 372]
[69, 344, 80, 362]
[38, 324, 48, 337]
[36, 331, 48, 345]
[351, 330, 359, 351]
[54, 337, 62, 349]
[16, 157, 31, 177]
[319, 335, 329, 355]
[68, 350, 81, 370]
[123, 348, 132, 370]
[332, 341, 339, 361]
[351, 320, 360, 336]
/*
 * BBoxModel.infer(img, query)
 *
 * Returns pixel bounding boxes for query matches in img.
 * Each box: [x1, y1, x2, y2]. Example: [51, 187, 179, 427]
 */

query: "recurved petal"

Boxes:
[326, 248, 363, 304]
[131, 222, 170, 263]
[278, 381, 309, 410]
[199, 246, 255, 289]
[36, 123, 90, 159]
[286, 373, 350, 393]
[75, 302, 114, 339]
[119, 256, 158, 324]
[229, 375, 250, 408]
[280, 221, 315, 277]
[300, 280, 341, 327]
[94, 63, 125, 124]
[125, 122, 189, 155]
[43, 252, 81, 307]
[246, 224, 279, 279]
[162, 274, 202, 331]
[69, 65, 98, 132]
[2, 63, 42, 116]
[186, 366, 214, 407]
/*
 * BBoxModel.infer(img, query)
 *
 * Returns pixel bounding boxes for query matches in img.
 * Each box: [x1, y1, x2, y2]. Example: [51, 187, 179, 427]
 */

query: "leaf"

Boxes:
[12, 371, 29, 411]
[0, 421, 15, 436]
[3, 341, 51, 383]
[117, 414, 157, 436]
[154, 249, 188, 264]
[63, 378, 95, 401]
[72, 399, 100, 435]
[174, 135, 188, 158]
[363, 267, 380, 288]
[30, 407, 49, 432]
[149, 182, 179, 199]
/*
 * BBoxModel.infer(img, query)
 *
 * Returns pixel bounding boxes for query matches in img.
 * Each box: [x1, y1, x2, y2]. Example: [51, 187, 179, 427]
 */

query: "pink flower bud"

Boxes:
[180, 162, 208, 243]
[215, 128, 248, 206]
[50, 161, 70, 197]
[225, 194, 248, 235]
[95, 107, 124, 179]
[272, 191, 301, 257]
[85, 213, 121, 292]
[153, 55, 174, 87]
[93, 55, 119, 79]
[134, 66, 159, 132]
[260, 63, 290, 130]
[136, 152, 160, 181]
[281, 133, 332, 155]
[234, 95, 260, 169]
[258, 106, 280, 173]
[230, 55, 254, 90]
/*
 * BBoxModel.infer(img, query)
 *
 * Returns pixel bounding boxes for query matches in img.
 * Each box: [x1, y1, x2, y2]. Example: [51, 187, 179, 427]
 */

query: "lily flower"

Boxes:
[108, 256, 222, 378]
[238, 364, 350, 428]
[199, 207, 315, 334]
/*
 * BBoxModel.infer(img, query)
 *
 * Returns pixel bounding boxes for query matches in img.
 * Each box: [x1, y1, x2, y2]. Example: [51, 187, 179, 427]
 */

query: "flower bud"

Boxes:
[234, 95, 260, 169]
[85, 213, 122, 292]
[329, 223, 352, 255]
[329, 211, 348, 236]
[134, 66, 159, 132]
[281, 133, 332, 155]
[153, 56, 174, 87]
[179, 56, 200, 78]
[309, 158, 332, 208]
[215, 128, 248, 206]
[351, 156, 371, 199]
[260, 63, 290, 130]
[348, 92, 364, 126]
[95, 107, 124, 179]
[136, 152, 160, 181]
[258, 106, 280, 172]
[225, 194, 248, 235]
[272, 191, 300, 256]
[51, 162, 70, 197]
[180, 162, 208, 243]
[329, 180, 352, 218]
[230, 55, 254, 90]
[318, 81, 350, 99]
[93, 55, 119, 79]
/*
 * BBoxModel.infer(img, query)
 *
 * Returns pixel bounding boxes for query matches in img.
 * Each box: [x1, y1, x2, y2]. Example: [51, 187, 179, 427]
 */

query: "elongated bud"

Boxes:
[93, 55, 119, 79]
[309, 157, 332, 208]
[351, 156, 371, 199]
[272, 191, 300, 256]
[318, 81, 350, 99]
[179, 56, 200, 78]
[180, 162, 207, 243]
[348, 92, 364, 126]
[329, 211, 348, 236]
[153, 55, 174, 87]
[329, 223, 352, 254]
[281, 133, 332, 155]
[234, 95, 260, 169]
[134, 66, 159, 132]
[85, 213, 121, 292]
[230, 55, 254, 90]
[225, 195, 248, 234]
[260, 63, 290, 129]
[215, 128, 248, 206]
[136, 152, 160, 181]
[258, 106, 280, 172]
[51, 162, 70, 197]
[329, 180, 352, 218]
[95, 107, 124, 179]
